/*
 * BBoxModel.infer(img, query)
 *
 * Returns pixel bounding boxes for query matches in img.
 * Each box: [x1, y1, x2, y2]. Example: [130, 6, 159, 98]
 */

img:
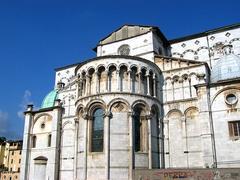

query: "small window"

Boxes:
[18, 168, 20, 172]
[225, 94, 238, 105]
[11, 159, 13, 164]
[19, 150, 21, 155]
[32, 135, 37, 148]
[10, 168, 12, 172]
[228, 121, 240, 138]
[48, 134, 51, 147]
[19, 159, 21, 163]
[12, 151, 14, 155]
[41, 123, 45, 129]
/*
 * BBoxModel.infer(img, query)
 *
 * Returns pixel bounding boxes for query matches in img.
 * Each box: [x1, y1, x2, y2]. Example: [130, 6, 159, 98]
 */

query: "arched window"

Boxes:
[32, 135, 36, 148]
[48, 134, 51, 147]
[134, 108, 141, 152]
[91, 108, 104, 152]
[133, 106, 148, 152]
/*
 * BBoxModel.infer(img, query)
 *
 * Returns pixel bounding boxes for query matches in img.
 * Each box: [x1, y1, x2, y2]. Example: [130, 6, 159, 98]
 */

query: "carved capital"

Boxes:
[163, 119, 169, 124]
[104, 111, 112, 118]
[128, 111, 134, 117]
[145, 114, 152, 120]
[82, 112, 88, 120]
[74, 118, 79, 124]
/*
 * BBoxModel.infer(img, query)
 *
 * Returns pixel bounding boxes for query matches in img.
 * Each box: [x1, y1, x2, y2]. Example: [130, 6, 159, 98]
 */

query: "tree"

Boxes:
[0, 137, 6, 143]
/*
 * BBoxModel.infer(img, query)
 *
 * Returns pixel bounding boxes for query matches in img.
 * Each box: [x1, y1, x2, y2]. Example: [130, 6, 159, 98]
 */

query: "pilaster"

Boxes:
[20, 104, 33, 180]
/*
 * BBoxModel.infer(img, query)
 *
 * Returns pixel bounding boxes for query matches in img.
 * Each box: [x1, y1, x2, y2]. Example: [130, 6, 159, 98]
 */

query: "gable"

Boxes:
[99, 25, 153, 45]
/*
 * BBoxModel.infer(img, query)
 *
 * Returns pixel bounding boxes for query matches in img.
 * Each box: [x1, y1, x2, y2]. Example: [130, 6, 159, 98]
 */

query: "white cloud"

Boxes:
[0, 110, 8, 135]
[17, 90, 33, 119]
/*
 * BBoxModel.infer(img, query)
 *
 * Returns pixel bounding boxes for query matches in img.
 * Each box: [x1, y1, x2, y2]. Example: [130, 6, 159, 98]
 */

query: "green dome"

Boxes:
[41, 90, 58, 109]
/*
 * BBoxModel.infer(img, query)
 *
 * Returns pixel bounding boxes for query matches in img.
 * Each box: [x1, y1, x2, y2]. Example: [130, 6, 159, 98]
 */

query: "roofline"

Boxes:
[154, 54, 206, 64]
[55, 61, 84, 71]
[98, 24, 159, 43]
[93, 24, 169, 51]
[195, 77, 240, 88]
[169, 23, 240, 44]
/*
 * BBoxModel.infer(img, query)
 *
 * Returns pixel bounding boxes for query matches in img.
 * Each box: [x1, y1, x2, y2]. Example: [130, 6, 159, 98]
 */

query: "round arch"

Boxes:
[211, 86, 240, 105]
[85, 99, 106, 117]
[107, 98, 130, 112]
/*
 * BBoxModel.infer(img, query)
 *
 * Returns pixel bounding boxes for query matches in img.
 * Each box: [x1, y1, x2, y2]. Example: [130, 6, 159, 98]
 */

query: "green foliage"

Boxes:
[0, 137, 6, 143]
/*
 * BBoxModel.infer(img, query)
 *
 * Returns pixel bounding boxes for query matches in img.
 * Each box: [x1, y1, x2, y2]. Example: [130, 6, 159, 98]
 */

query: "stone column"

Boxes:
[95, 72, 99, 94]
[128, 111, 134, 180]
[181, 117, 189, 168]
[105, 71, 109, 92]
[128, 70, 132, 92]
[85, 75, 90, 96]
[52, 99, 63, 180]
[82, 78, 86, 96]
[79, 78, 83, 97]
[146, 74, 150, 96]
[163, 119, 170, 168]
[153, 74, 156, 97]
[172, 80, 175, 100]
[159, 118, 165, 168]
[104, 111, 112, 180]
[137, 72, 141, 94]
[147, 115, 152, 169]
[116, 69, 120, 91]
[74, 118, 79, 180]
[82, 113, 89, 180]
[76, 77, 80, 98]
[20, 104, 33, 180]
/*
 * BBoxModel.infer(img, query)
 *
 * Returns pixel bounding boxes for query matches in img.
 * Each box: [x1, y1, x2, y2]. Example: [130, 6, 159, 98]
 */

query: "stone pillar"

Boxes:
[181, 117, 189, 168]
[172, 80, 175, 100]
[153, 74, 156, 97]
[163, 119, 170, 168]
[116, 69, 120, 91]
[104, 112, 112, 180]
[159, 118, 165, 168]
[128, 112, 134, 180]
[76, 77, 80, 98]
[147, 115, 152, 169]
[105, 71, 109, 92]
[52, 99, 63, 180]
[86, 75, 90, 96]
[20, 104, 33, 180]
[95, 72, 99, 93]
[146, 74, 150, 96]
[82, 78, 86, 96]
[79, 78, 83, 97]
[82, 113, 88, 180]
[74, 118, 79, 180]
[128, 70, 132, 92]
[138, 72, 141, 94]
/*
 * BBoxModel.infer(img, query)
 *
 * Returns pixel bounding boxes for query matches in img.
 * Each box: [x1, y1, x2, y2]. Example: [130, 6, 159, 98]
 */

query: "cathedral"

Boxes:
[20, 23, 240, 180]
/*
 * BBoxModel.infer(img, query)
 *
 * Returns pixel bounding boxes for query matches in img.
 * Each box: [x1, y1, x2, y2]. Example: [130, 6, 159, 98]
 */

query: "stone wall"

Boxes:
[134, 168, 240, 180]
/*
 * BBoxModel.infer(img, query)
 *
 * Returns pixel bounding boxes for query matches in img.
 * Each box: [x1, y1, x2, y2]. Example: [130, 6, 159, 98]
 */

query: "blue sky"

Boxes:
[0, 0, 239, 139]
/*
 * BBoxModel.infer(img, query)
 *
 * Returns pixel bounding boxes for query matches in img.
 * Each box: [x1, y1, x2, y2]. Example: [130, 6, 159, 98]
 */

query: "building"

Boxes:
[0, 142, 5, 169]
[20, 23, 240, 180]
[0, 140, 22, 180]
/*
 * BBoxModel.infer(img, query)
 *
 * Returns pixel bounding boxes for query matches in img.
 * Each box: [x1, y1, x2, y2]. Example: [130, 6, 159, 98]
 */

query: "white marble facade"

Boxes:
[20, 24, 240, 180]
